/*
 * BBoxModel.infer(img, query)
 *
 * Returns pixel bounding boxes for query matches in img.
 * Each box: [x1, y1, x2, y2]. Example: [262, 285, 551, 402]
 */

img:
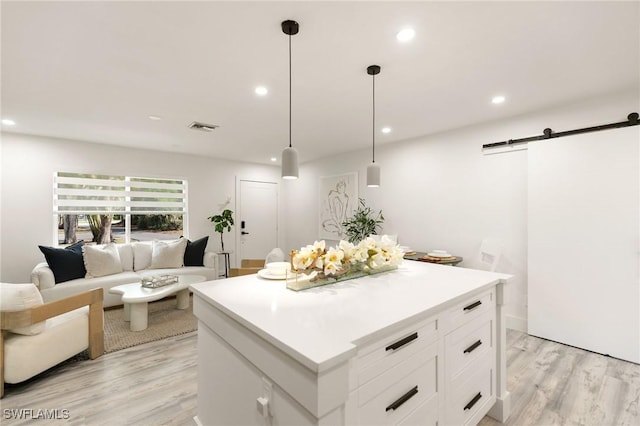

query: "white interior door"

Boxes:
[238, 180, 278, 262]
[528, 126, 639, 363]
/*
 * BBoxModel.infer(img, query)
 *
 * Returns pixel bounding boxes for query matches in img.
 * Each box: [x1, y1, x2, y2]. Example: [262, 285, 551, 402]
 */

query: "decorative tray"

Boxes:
[141, 275, 179, 288]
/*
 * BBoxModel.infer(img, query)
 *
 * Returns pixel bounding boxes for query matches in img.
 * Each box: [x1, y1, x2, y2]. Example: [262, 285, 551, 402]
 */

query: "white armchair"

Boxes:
[0, 283, 104, 398]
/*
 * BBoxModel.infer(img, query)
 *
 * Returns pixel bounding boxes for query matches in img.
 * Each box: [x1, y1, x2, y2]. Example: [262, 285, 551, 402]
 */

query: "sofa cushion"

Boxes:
[0, 283, 46, 335]
[83, 243, 123, 277]
[184, 236, 209, 266]
[38, 271, 140, 308]
[38, 241, 86, 284]
[150, 239, 187, 269]
[117, 244, 134, 271]
[133, 242, 153, 271]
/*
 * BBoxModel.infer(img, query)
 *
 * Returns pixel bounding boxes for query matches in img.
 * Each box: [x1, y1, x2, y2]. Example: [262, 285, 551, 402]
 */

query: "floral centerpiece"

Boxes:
[287, 235, 404, 291]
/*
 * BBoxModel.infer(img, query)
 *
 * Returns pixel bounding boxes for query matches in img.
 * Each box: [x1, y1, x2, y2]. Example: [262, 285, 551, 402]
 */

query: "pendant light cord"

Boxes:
[289, 33, 292, 148]
[372, 73, 376, 163]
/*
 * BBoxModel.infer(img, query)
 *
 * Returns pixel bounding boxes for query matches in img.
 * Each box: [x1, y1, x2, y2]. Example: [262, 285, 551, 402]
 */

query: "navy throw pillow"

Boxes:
[183, 236, 209, 266]
[38, 241, 87, 284]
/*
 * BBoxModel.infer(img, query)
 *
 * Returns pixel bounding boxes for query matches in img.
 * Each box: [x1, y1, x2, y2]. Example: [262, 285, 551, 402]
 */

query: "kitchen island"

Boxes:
[191, 260, 511, 425]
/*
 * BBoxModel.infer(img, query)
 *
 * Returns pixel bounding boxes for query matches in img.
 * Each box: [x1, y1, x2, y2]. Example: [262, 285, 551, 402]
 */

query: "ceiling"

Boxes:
[2, 1, 638, 166]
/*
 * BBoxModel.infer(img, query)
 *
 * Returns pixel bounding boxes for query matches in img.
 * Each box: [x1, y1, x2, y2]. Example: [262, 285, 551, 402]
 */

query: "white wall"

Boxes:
[0, 133, 282, 282]
[283, 90, 638, 331]
[1, 90, 636, 331]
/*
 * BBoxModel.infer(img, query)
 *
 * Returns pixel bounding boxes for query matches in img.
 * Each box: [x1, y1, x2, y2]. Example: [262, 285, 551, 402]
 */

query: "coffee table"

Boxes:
[109, 275, 206, 331]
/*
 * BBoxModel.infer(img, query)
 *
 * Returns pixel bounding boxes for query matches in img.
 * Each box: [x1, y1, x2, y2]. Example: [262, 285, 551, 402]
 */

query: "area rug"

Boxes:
[104, 296, 197, 353]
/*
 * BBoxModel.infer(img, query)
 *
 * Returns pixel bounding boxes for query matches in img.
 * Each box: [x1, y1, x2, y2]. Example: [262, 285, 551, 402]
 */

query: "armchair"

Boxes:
[0, 284, 104, 398]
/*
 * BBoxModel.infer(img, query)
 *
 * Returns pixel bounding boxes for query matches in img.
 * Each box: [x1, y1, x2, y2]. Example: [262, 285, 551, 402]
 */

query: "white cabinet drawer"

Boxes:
[447, 289, 494, 331]
[446, 353, 495, 426]
[356, 316, 439, 386]
[397, 392, 438, 426]
[358, 342, 438, 426]
[445, 311, 494, 381]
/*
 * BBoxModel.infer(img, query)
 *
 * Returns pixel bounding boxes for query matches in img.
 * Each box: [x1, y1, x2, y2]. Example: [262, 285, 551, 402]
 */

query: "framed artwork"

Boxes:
[319, 172, 358, 240]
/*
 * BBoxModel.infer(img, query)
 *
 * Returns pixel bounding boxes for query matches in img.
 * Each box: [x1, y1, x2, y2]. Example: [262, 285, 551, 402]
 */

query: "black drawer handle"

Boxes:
[463, 339, 483, 354]
[385, 332, 418, 351]
[464, 392, 482, 411]
[385, 386, 419, 412]
[463, 300, 482, 311]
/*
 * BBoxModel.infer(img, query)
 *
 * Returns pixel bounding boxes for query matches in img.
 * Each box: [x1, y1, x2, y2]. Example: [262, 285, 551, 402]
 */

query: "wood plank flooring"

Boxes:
[480, 330, 640, 426]
[2, 330, 639, 425]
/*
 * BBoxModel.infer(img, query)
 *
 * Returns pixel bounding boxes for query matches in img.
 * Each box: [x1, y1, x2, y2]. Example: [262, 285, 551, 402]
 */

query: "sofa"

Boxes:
[31, 238, 218, 308]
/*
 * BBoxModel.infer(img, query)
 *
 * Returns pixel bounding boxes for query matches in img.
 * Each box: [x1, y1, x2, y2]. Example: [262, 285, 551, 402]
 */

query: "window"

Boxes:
[54, 172, 188, 245]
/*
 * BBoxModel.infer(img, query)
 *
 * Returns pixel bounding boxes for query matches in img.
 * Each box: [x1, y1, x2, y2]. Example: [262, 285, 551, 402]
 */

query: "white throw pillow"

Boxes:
[0, 283, 46, 335]
[83, 243, 123, 277]
[117, 244, 134, 271]
[150, 239, 187, 269]
[133, 242, 153, 271]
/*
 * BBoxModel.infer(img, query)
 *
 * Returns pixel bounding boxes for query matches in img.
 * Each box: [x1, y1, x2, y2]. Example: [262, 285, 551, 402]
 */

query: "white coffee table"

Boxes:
[110, 275, 206, 331]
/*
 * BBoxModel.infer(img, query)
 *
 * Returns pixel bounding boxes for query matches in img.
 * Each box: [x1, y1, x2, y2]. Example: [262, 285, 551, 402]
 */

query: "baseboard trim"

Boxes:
[506, 315, 527, 333]
[488, 391, 512, 422]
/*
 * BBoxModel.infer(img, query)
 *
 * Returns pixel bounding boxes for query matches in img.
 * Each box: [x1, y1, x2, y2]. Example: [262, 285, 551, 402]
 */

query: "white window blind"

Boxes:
[54, 172, 187, 215]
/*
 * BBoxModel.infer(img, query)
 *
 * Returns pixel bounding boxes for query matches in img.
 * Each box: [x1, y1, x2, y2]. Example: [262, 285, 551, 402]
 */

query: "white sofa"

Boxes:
[31, 241, 218, 308]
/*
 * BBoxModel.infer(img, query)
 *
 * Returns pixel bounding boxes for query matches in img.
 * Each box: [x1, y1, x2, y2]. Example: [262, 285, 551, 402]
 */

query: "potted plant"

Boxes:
[208, 209, 234, 251]
[342, 198, 384, 244]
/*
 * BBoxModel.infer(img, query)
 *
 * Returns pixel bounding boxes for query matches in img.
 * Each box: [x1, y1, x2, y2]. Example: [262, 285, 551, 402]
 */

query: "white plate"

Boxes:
[427, 252, 452, 258]
[257, 269, 287, 280]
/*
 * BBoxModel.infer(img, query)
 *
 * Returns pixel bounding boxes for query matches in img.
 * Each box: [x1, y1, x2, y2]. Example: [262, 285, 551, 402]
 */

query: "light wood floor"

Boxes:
[2, 330, 639, 425]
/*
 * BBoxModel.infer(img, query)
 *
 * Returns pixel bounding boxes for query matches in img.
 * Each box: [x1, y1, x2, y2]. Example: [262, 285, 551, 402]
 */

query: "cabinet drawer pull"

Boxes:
[385, 386, 419, 412]
[385, 332, 418, 351]
[463, 300, 482, 311]
[464, 392, 482, 411]
[463, 339, 483, 354]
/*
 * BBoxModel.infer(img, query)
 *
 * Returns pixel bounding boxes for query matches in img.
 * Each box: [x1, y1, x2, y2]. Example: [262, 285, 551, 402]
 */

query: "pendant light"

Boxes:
[366, 65, 381, 187]
[281, 20, 299, 179]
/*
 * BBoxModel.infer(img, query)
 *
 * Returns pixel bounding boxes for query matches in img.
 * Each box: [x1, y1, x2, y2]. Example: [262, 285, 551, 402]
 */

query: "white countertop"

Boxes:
[191, 261, 510, 372]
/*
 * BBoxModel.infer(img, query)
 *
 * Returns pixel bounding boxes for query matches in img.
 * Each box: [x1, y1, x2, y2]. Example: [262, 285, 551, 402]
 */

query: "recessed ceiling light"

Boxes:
[2, 119, 16, 126]
[270, 157, 277, 162]
[148, 115, 162, 121]
[492, 95, 506, 104]
[396, 28, 415, 42]
[381, 127, 392, 134]
[255, 86, 268, 96]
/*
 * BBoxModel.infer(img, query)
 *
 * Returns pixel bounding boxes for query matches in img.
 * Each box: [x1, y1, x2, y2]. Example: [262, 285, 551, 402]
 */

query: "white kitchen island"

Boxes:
[191, 260, 511, 426]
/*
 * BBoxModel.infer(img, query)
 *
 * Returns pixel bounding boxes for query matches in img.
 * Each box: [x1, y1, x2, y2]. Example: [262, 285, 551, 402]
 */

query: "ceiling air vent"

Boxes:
[188, 121, 219, 132]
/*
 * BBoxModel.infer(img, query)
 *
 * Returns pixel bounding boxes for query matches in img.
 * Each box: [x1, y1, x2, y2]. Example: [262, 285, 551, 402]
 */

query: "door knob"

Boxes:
[241, 231, 250, 235]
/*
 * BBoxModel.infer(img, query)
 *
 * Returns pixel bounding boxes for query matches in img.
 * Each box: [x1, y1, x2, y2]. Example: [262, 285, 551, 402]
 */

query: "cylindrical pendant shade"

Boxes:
[282, 146, 299, 179]
[366, 162, 380, 187]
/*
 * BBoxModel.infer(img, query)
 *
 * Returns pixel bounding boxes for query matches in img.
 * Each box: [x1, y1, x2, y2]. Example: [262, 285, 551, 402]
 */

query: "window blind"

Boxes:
[54, 172, 187, 215]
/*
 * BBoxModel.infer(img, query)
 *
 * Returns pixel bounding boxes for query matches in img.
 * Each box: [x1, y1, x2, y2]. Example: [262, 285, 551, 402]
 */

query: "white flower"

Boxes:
[360, 236, 378, 251]
[325, 247, 344, 264]
[338, 240, 356, 262]
[324, 261, 341, 276]
[292, 246, 315, 270]
[352, 246, 369, 263]
[312, 240, 326, 253]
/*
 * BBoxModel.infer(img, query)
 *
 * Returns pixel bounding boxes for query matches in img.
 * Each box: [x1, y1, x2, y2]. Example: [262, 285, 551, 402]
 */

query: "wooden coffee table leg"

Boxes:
[176, 289, 190, 310]
[129, 302, 149, 331]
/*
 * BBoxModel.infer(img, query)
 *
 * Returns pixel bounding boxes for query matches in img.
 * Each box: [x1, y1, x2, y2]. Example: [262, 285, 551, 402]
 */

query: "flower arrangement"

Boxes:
[288, 235, 404, 290]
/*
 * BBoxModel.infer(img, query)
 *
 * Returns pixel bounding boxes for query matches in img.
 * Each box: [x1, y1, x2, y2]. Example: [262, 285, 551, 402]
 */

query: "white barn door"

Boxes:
[528, 126, 639, 363]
